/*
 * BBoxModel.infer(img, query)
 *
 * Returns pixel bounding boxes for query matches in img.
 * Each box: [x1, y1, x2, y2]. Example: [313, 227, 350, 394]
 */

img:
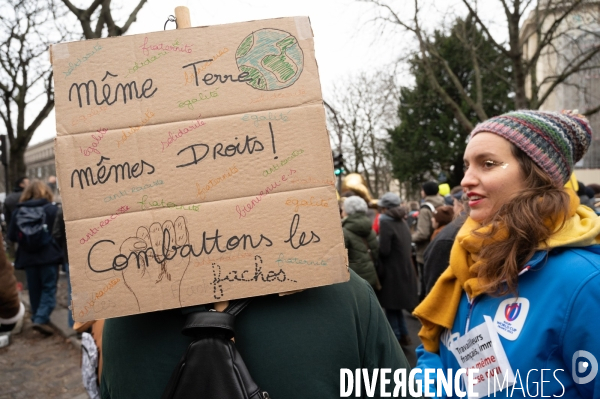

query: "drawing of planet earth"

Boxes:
[235, 29, 304, 91]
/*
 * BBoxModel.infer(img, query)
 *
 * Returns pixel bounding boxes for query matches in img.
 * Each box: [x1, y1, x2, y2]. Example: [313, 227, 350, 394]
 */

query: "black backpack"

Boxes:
[15, 205, 52, 253]
[162, 299, 270, 399]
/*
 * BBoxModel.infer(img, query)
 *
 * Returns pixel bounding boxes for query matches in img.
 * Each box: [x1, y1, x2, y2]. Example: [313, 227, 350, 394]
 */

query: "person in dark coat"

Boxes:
[341, 196, 380, 290]
[3, 177, 29, 227]
[423, 215, 466, 295]
[8, 180, 63, 335]
[3, 177, 29, 257]
[423, 191, 469, 295]
[377, 192, 418, 347]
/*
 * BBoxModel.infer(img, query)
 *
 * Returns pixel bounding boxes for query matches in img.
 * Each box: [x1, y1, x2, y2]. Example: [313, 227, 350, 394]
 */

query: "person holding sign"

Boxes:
[414, 110, 600, 398]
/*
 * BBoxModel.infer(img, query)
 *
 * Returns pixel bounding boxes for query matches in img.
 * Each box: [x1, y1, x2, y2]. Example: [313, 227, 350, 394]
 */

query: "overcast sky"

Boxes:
[30, 0, 508, 144]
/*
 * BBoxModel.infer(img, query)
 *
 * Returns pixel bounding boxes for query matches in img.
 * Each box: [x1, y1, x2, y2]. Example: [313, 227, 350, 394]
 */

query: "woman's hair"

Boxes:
[474, 145, 571, 296]
[343, 196, 368, 215]
[19, 179, 53, 203]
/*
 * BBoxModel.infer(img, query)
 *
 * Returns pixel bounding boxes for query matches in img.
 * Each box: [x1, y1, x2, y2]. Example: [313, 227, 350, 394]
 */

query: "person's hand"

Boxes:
[120, 217, 191, 312]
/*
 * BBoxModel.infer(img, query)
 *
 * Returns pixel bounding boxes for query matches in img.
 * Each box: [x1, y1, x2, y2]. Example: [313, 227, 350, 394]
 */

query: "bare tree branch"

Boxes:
[460, 0, 510, 56]
[119, 0, 147, 34]
[584, 103, 600, 117]
[325, 70, 399, 197]
[60, 0, 147, 39]
[537, 45, 600, 107]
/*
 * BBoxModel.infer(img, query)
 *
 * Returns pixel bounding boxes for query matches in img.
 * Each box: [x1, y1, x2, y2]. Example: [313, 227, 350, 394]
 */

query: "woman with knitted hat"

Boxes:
[413, 110, 600, 398]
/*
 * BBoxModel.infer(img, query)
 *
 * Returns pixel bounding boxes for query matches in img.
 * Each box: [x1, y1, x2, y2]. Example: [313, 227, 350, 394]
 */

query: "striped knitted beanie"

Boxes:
[470, 110, 592, 186]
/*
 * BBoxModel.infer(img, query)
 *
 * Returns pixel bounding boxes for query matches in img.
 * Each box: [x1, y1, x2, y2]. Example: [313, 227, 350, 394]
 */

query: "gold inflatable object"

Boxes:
[341, 173, 378, 206]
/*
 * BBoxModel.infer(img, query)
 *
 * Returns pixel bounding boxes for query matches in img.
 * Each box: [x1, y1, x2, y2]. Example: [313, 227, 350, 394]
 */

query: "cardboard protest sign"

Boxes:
[50, 17, 349, 322]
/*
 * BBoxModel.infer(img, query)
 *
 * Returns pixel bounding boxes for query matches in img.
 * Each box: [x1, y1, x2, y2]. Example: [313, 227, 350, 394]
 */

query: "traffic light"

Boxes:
[333, 152, 345, 176]
[0, 135, 8, 165]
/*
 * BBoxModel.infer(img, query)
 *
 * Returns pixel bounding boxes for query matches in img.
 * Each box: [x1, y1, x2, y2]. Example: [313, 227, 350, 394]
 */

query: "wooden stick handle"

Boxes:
[174, 6, 191, 29]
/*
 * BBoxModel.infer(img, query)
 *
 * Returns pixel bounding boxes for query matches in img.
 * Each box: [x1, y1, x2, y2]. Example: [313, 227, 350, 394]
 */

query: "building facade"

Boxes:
[24, 138, 56, 181]
[521, 1, 600, 181]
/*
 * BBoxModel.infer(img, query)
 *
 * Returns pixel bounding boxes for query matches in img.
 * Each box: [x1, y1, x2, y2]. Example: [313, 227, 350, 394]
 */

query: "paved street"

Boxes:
[1, 271, 87, 399]
[0, 316, 87, 399]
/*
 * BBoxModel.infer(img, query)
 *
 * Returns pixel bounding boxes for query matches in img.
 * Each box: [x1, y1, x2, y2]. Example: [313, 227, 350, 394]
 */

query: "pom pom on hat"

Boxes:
[470, 110, 592, 186]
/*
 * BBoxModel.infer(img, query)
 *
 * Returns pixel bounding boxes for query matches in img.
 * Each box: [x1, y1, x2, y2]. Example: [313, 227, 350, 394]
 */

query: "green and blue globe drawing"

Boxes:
[236, 29, 304, 91]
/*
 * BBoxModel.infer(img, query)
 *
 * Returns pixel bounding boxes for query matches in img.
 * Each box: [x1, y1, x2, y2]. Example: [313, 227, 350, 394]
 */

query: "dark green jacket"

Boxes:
[100, 272, 416, 399]
[342, 212, 379, 288]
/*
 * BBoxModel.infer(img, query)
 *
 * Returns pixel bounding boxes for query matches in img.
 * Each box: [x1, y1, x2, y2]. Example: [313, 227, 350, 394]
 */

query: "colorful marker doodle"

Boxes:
[140, 37, 193, 56]
[236, 169, 296, 218]
[289, 176, 335, 186]
[236, 29, 304, 91]
[103, 180, 164, 203]
[161, 116, 206, 152]
[242, 111, 290, 126]
[80, 128, 108, 156]
[63, 44, 103, 78]
[178, 88, 220, 110]
[117, 109, 155, 148]
[263, 149, 304, 176]
[71, 105, 108, 127]
[285, 196, 332, 212]
[79, 205, 130, 245]
[196, 165, 239, 200]
[124, 51, 169, 77]
[137, 195, 200, 212]
[275, 253, 328, 267]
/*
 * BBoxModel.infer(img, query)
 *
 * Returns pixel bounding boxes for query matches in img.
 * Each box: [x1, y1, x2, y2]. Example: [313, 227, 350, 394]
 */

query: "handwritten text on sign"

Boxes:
[51, 17, 348, 321]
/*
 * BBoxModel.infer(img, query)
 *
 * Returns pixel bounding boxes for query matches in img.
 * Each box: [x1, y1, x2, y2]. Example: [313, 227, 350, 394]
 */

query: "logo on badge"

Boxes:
[505, 303, 522, 321]
[494, 298, 530, 341]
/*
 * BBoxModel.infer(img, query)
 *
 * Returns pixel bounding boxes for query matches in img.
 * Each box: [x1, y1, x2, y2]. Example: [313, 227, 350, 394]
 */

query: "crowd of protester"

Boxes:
[1, 110, 600, 398]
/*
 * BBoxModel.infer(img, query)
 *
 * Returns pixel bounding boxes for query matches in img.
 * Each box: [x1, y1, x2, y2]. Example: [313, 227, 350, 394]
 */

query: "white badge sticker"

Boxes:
[493, 298, 530, 341]
[450, 316, 516, 399]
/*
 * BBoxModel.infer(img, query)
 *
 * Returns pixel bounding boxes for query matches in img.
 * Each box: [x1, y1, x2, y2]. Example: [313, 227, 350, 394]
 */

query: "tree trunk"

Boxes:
[8, 145, 27, 192]
[506, 6, 529, 109]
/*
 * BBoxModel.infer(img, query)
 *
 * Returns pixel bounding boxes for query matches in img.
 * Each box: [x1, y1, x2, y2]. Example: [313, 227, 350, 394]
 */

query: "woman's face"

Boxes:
[461, 132, 526, 223]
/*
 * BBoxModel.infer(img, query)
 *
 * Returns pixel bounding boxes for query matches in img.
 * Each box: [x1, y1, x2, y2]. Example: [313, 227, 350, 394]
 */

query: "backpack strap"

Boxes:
[162, 298, 268, 399]
[420, 202, 436, 213]
[225, 298, 252, 316]
[181, 299, 252, 338]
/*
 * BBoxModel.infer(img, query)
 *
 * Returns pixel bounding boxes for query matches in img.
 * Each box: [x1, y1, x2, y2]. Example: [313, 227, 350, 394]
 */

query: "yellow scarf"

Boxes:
[413, 189, 600, 353]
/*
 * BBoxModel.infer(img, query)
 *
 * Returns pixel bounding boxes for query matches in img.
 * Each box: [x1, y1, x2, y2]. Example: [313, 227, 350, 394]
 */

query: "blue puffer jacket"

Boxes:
[8, 198, 64, 268]
[416, 245, 600, 398]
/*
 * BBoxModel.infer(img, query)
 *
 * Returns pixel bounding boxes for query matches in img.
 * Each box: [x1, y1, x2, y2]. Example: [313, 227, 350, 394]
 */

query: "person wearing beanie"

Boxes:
[414, 110, 600, 397]
[376, 192, 418, 349]
[412, 181, 445, 301]
[430, 205, 454, 241]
